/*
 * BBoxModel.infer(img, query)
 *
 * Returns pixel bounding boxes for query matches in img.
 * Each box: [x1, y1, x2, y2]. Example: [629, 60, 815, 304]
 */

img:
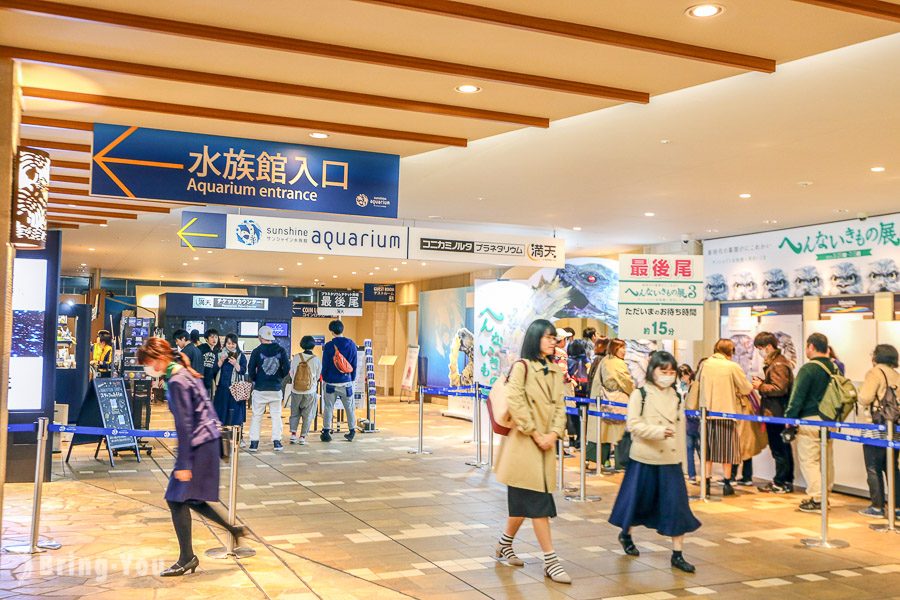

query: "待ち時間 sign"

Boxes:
[90, 124, 400, 219]
[617, 254, 704, 341]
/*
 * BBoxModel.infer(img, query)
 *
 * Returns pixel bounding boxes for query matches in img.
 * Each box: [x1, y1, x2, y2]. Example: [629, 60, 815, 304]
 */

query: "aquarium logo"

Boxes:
[355, 194, 369, 208]
[235, 220, 262, 246]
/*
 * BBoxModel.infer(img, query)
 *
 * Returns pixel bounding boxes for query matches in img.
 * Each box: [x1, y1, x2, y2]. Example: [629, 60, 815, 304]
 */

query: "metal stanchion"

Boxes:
[408, 386, 432, 455]
[871, 420, 898, 534]
[566, 404, 601, 503]
[4, 418, 61, 554]
[690, 407, 719, 503]
[802, 426, 848, 549]
[466, 385, 486, 468]
[206, 427, 255, 559]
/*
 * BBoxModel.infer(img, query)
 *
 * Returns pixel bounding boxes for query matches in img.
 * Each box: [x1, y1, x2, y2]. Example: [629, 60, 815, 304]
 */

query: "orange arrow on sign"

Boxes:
[92, 125, 184, 198]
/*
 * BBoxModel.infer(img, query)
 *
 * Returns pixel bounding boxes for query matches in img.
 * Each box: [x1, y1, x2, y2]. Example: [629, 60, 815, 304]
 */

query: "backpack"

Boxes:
[294, 354, 314, 391]
[811, 360, 858, 421]
[333, 345, 353, 374]
[568, 357, 590, 398]
[871, 367, 900, 426]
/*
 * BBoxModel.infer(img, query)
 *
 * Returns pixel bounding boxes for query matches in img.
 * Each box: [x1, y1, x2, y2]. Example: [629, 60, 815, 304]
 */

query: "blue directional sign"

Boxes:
[178, 212, 226, 250]
[364, 283, 396, 302]
[91, 124, 400, 218]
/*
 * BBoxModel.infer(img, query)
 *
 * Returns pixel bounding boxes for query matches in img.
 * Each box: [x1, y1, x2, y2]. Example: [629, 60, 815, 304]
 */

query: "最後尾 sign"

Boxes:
[704, 213, 900, 301]
[91, 124, 399, 218]
[316, 290, 363, 317]
[364, 283, 396, 302]
[192, 296, 269, 311]
[618, 254, 704, 340]
[408, 228, 565, 267]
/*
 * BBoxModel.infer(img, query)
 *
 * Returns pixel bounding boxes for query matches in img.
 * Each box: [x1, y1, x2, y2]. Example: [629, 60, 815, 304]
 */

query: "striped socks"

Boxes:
[496, 533, 524, 565]
[543, 551, 571, 583]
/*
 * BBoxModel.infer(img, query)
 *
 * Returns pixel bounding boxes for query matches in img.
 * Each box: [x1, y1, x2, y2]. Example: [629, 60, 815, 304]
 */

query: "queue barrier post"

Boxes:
[466, 384, 486, 468]
[566, 403, 601, 503]
[4, 418, 61, 554]
[802, 426, 848, 549]
[408, 386, 432, 455]
[871, 419, 898, 534]
[690, 407, 719, 503]
[207, 426, 255, 559]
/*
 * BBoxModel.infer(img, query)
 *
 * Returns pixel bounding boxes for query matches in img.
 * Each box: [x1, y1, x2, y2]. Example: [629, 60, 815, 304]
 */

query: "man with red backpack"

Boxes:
[321, 320, 358, 442]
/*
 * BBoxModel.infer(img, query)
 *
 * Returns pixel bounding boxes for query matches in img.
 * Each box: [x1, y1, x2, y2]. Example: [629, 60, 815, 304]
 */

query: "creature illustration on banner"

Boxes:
[828, 262, 863, 295]
[554, 261, 619, 325]
[448, 327, 474, 386]
[762, 268, 789, 298]
[730, 272, 759, 300]
[418, 287, 473, 389]
[866, 258, 900, 293]
[705, 274, 728, 302]
[792, 266, 823, 297]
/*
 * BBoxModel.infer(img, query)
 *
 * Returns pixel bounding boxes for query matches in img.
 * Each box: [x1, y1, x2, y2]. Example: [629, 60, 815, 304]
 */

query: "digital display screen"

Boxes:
[239, 321, 259, 337]
[265, 322, 289, 337]
[183, 319, 206, 334]
[10, 258, 48, 411]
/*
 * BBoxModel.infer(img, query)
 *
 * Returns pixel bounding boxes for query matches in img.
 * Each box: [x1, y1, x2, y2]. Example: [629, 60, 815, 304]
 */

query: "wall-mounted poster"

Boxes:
[704, 212, 900, 301]
[417, 287, 473, 389]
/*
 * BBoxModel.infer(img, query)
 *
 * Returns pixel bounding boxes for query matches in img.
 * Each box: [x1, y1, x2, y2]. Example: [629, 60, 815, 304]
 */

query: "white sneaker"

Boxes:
[299, 437, 307, 445]
[290, 435, 299, 444]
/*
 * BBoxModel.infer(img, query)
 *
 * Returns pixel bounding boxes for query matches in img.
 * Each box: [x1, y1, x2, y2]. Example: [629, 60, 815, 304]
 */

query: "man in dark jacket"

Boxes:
[173, 329, 204, 373]
[784, 332, 836, 513]
[247, 326, 290, 452]
[320, 320, 358, 442]
[753, 332, 795, 494]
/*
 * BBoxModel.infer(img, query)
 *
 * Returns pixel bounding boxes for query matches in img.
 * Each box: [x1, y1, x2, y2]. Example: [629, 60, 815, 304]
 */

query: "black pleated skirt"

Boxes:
[507, 485, 557, 519]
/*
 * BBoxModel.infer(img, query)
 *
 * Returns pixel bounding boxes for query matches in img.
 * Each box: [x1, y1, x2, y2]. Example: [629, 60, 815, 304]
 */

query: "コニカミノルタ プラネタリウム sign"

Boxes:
[91, 124, 399, 218]
[704, 213, 900, 301]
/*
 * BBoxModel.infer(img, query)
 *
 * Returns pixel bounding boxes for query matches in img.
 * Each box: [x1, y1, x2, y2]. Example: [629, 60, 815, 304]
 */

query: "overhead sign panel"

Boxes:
[91, 124, 400, 218]
[408, 228, 565, 267]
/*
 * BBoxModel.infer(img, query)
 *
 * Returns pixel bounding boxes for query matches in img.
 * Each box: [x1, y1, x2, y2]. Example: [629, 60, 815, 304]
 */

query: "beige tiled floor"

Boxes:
[2, 398, 900, 599]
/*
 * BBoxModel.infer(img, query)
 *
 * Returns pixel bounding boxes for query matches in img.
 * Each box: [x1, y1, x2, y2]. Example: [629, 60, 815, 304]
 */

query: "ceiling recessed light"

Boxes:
[421, 262, 427, 266]
[239, 278, 245, 282]
[182, 262, 188, 266]
[192, 256, 199, 261]
[79, 263, 86, 267]
[739, 193, 752, 199]
[392, 267, 399, 272]
[159, 274, 165, 278]
[763, 219, 779, 225]
[871, 166, 886, 172]
[88, 247, 95, 251]
[368, 272, 374, 276]
[573, 226, 582, 231]
[207, 250, 213, 254]
[314, 278, 319, 282]
[99, 224, 108, 227]
[834, 208, 849, 214]
[660, 139, 671, 145]
[374, 267, 380, 270]
[332, 275, 338, 279]
[644, 212, 655, 217]
[705, 228, 719, 233]
[309, 132, 329, 139]
[351, 271, 357, 275]
[455, 84, 481, 94]
[686, 4, 724, 18]
[401, 261, 407, 265]
[278, 267, 284, 271]
[296, 262, 303, 266]
[798, 181, 813, 188]
[317, 256, 324, 260]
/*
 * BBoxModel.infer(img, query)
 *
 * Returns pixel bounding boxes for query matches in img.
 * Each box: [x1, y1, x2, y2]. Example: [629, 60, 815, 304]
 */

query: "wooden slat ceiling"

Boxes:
[2, 0, 899, 229]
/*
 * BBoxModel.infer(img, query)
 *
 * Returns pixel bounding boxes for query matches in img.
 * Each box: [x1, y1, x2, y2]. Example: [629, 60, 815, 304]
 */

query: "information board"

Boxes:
[618, 254, 704, 340]
[93, 378, 139, 451]
[317, 290, 363, 317]
[192, 296, 268, 311]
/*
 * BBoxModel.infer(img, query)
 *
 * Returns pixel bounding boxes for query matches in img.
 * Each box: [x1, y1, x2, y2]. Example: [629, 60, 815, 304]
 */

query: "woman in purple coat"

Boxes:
[138, 338, 247, 576]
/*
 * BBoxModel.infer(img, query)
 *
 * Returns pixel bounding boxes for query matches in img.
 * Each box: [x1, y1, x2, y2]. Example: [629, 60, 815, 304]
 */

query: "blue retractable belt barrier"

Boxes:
[600, 399, 629, 408]
[829, 431, 900, 449]
[703, 410, 887, 431]
[47, 423, 178, 438]
[7, 423, 37, 433]
[421, 386, 475, 397]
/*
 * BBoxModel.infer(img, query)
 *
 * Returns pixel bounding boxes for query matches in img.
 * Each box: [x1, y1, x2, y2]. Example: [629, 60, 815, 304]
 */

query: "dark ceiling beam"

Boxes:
[20, 115, 93, 130]
[22, 87, 469, 147]
[44, 214, 107, 225]
[0, 0, 649, 101]
[49, 197, 171, 213]
[49, 159, 90, 170]
[791, 0, 900, 22]
[356, 0, 776, 72]
[20, 137, 90, 152]
[48, 221, 79, 229]
[48, 206, 138, 219]
[3, 45, 549, 127]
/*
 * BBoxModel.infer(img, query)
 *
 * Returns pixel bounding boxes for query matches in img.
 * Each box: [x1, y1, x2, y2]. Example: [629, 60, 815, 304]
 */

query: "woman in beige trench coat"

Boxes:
[493, 319, 570, 584]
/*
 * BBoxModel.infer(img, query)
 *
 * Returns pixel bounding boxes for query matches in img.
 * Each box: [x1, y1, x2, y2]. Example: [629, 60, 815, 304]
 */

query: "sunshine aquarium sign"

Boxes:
[703, 213, 900, 301]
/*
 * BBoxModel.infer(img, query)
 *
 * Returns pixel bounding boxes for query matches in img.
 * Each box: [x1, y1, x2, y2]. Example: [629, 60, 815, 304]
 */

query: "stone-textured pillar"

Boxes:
[0, 58, 22, 543]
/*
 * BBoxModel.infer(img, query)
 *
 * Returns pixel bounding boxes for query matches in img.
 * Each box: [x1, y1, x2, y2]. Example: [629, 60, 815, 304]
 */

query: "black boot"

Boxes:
[705, 478, 711, 497]
[671, 551, 695, 573]
[618, 532, 640, 556]
[723, 479, 735, 497]
[320, 429, 332, 442]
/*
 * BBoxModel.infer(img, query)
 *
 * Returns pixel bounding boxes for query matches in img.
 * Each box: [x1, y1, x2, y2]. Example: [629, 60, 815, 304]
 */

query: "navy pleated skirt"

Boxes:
[609, 460, 701, 537]
[165, 439, 221, 503]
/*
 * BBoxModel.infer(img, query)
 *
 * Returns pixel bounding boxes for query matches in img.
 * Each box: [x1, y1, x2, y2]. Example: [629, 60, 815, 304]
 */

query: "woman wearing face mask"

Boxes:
[137, 337, 248, 577]
[211, 333, 248, 433]
[609, 351, 701, 574]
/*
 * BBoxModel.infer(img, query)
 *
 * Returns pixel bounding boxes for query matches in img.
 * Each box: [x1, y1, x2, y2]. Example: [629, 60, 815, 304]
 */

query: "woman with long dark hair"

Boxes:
[493, 319, 571, 584]
[609, 351, 701, 573]
[137, 337, 247, 576]
[211, 333, 248, 430]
